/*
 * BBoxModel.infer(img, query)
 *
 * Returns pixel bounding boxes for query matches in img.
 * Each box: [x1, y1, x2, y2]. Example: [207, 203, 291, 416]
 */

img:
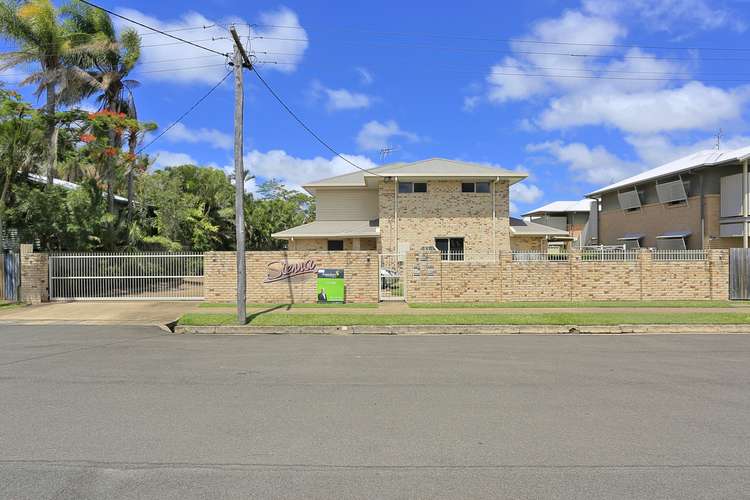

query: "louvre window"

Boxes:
[618, 188, 642, 211]
[656, 178, 688, 204]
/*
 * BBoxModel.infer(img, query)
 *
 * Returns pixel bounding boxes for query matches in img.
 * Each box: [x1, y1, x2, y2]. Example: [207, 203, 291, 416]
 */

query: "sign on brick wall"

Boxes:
[263, 259, 318, 283]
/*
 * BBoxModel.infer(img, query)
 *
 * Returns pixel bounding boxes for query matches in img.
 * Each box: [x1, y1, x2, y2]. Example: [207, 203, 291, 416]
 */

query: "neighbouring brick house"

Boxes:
[587, 146, 750, 250]
[272, 158, 569, 258]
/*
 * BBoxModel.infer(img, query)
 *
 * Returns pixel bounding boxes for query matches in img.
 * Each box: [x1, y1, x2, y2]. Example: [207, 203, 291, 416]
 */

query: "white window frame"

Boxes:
[435, 237, 465, 261]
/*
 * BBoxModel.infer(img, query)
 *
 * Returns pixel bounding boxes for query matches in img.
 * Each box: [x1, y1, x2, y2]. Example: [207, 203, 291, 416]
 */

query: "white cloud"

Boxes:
[527, 141, 642, 185]
[462, 95, 481, 112]
[583, 0, 746, 33]
[356, 120, 421, 151]
[477, 3, 750, 136]
[311, 81, 372, 111]
[117, 7, 308, 85]
[239, 149, 379, 193]
[151, 150, 198, 170]
[511, 182, 543, 204]
[161, 123, 232, 150]
[355, 67, 374, 85]
[539, 82, 750, 134]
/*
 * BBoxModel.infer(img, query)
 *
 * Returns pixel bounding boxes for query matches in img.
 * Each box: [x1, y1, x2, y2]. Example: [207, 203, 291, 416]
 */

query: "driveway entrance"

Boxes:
[0, 301, 200, 326]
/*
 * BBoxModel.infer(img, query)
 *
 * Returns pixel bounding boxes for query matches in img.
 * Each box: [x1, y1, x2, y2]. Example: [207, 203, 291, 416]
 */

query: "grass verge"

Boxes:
[409, 300, 749, 309]
[199, 302, 379, 309]
[178, 312, 750, 327]
[0, 302, 22, 311]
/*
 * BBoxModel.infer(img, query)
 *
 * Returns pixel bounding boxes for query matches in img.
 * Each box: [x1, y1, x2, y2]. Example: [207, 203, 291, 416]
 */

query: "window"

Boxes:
[399, 182, 427, 193]
[435, 237, 465, 261]
[462, 182, 491, 193]
[327, 240, 344, 251]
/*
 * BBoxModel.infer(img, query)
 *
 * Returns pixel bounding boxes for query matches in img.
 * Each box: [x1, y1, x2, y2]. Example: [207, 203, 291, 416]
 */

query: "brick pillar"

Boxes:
[569, 249, 581, 302]
[406, 249, 442, 303]
[499, 252, 512, 302]
[19, 244, 49, 304]
[639, 249, 652, 301]
[709, 249, 729, 300]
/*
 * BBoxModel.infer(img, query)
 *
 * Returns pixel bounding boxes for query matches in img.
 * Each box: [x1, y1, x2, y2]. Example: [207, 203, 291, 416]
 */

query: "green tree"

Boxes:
[246, 179, 315, 250]
[0, 0, 90, 186]
[64, 0, 144, 214]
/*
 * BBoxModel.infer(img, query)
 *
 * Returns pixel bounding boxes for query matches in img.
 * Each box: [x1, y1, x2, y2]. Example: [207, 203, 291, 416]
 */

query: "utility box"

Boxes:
[317, 268, 345, 303]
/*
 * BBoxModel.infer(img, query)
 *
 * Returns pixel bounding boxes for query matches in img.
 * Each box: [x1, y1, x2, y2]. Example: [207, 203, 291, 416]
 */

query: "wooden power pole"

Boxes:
[230, 25, 252, 324]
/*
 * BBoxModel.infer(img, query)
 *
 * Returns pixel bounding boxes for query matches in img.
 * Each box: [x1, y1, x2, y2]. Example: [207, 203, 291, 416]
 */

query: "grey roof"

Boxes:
[618, 233, 645, 241]
[304, 158, 527, 192]
[657, 230, 692, 239]
[509, 217, 570, 237]
[272, 220, 379, 239]
[523, 199, 593, 216]
[587, 146, 750, 197]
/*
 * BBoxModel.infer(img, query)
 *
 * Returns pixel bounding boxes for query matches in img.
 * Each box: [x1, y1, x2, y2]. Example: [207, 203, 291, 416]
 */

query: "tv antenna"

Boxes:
[379, 146, 400, 161]
[716, 128, 723, 150]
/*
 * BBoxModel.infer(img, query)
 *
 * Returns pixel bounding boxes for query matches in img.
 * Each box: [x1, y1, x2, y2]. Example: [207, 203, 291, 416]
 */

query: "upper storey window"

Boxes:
[461, 182, 491, 193]
[399, 182, 427, 193]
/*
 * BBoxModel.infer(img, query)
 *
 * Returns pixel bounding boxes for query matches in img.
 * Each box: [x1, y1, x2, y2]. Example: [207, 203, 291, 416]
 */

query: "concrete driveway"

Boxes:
[0, 301, 201, 326]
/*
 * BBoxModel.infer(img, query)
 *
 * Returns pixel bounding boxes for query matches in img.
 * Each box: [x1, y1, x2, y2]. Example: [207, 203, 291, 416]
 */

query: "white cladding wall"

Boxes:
[315, 188, 379, 221]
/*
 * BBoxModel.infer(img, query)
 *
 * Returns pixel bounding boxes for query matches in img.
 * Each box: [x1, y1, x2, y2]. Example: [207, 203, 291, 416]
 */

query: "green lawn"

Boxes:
[199, 302, 379, 309]
[179, 311, 750, 327]
[409, 300, 750, 309]
[0, 302, 22, 311]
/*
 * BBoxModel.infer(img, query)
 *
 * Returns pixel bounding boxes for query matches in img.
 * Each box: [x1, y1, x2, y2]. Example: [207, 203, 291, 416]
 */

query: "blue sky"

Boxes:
[5, 0, 750, 214]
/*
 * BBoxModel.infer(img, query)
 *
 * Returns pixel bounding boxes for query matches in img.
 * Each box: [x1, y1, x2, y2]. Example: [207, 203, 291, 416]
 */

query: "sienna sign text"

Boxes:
[264, 259, 318, 283]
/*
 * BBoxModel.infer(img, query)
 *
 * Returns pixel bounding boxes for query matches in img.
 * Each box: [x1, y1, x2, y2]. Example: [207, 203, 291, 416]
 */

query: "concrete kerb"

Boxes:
[173, 324, 750, 335]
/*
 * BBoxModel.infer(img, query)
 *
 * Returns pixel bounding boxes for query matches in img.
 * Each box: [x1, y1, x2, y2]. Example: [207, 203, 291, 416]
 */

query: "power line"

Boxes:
[251, 35, 750, 63]
[77, 0, 229, 57]
[252, 23, 750, 53]
[251, 67, 384, 176]
[137, 70, 232, 154]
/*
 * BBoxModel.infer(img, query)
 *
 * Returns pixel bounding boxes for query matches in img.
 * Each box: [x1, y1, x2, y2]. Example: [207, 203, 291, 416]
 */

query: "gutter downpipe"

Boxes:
[493, 177, 498, 261]
[744, 159, 748, 249]
[394, 176, 399, 256]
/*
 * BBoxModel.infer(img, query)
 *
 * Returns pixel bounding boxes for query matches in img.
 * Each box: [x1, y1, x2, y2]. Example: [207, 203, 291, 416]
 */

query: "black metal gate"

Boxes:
[3, 251, 19, 302]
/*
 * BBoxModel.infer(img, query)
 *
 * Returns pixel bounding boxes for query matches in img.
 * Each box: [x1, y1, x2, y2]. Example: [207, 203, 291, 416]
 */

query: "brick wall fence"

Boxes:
[12, 246, 731, 305]
[406, 248, 730, 303]
[19, 244, 49, 304]
[205, 251, 379, 303]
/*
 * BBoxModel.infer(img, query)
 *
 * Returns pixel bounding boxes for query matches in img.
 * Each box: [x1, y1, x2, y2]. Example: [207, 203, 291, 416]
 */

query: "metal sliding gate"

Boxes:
[49, 253, 204, 301]
[379, 254, 406, 301]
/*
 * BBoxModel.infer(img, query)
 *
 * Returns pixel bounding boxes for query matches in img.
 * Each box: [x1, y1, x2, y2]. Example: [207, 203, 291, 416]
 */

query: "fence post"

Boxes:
[19, 244, 49, 304]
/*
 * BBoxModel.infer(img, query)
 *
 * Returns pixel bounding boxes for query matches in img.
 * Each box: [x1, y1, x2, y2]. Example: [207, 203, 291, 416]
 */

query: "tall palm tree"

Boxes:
[65, 1, 141, 214]
[0, 0, 90, 187]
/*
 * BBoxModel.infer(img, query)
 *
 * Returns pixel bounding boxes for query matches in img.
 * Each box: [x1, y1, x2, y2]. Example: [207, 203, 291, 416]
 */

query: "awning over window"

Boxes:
[618, 233, 645, 241]
[656, 231, 691, 239]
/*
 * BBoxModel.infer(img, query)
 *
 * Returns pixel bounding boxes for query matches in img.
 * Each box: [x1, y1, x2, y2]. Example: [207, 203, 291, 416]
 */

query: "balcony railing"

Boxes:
[652, 249, 706, 261]
[511, 251, 569, 262]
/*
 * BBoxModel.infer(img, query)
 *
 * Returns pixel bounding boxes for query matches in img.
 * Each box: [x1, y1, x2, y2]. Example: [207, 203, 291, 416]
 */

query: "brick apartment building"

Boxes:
[586, 146, 750, 250]
[272, 158, 570, 258]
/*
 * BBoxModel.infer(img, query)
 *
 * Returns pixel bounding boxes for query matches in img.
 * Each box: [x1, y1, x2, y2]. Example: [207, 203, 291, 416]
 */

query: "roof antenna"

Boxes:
[379, 146, 400, 162]
[716, 128, 723, 150]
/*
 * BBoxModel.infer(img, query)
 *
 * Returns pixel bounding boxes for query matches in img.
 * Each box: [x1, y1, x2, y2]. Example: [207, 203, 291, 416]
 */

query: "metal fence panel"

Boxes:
[3, 252, 19, 301]
[652, 250, 706, 261]
[511, 252, 569, 262]
[49, 252, 204, 301]
[379, 254, 405, 301]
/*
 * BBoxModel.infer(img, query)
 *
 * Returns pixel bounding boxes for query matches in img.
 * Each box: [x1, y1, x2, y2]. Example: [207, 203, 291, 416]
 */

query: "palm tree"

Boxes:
[0, 88, 43, 248]
[0, 0, 90, 187]
[65, 1, 141, 214]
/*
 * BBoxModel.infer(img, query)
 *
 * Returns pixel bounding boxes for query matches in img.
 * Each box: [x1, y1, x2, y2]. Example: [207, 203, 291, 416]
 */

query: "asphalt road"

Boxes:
[0, 327, 749, 499]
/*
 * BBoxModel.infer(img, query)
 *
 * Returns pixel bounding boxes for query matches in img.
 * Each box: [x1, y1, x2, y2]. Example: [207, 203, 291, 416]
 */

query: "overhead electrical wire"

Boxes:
[77, 0, 229, 57]
[251, 23, 750, 53]
[251, 67, 384, 176]
[137, 70, 233, 154]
